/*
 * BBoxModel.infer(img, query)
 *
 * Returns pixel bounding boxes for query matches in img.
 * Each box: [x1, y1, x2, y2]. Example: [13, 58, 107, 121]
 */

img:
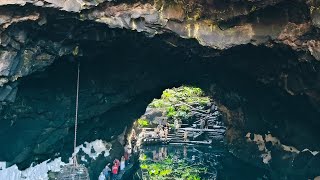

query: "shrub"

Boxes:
[149, 99, 165, 108]
[166, 106, 177, 118]
[137, 118, 149, 127]
[187, 175, 201, 180]
[177, 105, 190, 112]
[161, 89, 175, 99]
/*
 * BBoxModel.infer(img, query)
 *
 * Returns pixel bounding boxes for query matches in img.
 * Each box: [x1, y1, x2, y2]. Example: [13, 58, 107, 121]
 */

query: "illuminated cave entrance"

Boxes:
[130, 86, 225, 179]
[130, 86, 260, 180]
[0, 14, 320, 180]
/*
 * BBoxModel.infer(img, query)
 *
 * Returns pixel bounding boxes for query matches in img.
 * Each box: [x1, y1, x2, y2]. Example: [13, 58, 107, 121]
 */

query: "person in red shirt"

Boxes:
[113, 159, 120, 168]
[112, 163, 119, 179]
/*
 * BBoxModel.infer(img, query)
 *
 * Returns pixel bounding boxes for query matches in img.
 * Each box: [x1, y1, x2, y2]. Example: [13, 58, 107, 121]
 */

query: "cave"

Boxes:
[0, 0, 320, 180]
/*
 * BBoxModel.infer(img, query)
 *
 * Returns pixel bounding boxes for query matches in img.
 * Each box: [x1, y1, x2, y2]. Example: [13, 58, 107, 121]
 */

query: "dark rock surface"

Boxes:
[0, 0, 319, 179]
[0, 0, 319, 109]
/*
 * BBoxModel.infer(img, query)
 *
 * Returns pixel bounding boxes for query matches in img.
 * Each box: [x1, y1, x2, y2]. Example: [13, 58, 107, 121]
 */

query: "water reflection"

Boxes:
[138, 144, 269, 180]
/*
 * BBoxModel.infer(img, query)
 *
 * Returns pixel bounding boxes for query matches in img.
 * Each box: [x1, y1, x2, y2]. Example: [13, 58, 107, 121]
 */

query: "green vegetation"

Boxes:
[137, 118, 149, 127]
[148, 86, 211, 123]
[166, 106, 177, 118]
[140, 155, 205, 180]
[187, 175, 201, 180]
[139, 153, 147, 161]
[149, 99, 167, 108]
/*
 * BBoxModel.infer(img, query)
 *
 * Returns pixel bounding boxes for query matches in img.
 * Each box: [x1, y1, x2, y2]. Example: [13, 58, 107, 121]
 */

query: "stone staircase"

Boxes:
[141, 109, 225, 145]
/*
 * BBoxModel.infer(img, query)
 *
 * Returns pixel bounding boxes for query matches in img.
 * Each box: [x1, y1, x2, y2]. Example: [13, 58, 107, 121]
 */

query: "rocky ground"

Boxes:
[0, 0, 320, 179]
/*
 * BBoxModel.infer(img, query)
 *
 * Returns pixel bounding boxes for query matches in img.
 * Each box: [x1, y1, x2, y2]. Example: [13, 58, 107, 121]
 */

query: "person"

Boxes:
[204, 118, 208, 129]
[183, 131, 188, 141]
[120, 156, 125, 171]
[164, 123, 169, 130]
[210, 104, 217, 112]
[200, 119, 205, 129]
[127, 145, 132, 155]
[159, 124, 163, 135]
[103, 164, 111, 180]
[133, 144, 138, 153]
[132, 138, 137, 149]
[174, 119, 179, 130]
[113, 159, 120, 169]
[130, 129, 137, 149]
[164, 126, 168, 141]
[112, 163, 118, 179]
[154, 127, 159, 138]
[124, 151, 129, 165]
[159, 128, 164, 138]
[99, 172, 106, 180]
[124, 144, 129, 153]
[141, 128, 146, 138]
[131, 129, 137, 142]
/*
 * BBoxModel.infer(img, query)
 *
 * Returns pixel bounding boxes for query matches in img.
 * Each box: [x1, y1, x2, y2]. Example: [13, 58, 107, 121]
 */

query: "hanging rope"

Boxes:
[73, 62, 80, 167]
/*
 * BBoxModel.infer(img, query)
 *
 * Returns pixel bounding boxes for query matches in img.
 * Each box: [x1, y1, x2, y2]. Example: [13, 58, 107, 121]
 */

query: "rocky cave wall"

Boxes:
[0, 0, 320, 179]
[1, 0, 320, 106]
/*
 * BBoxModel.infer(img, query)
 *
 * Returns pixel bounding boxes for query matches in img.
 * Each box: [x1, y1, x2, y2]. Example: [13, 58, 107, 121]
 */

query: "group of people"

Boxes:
[140, 120, 191, 142]
[98, 145, 133, 180]
[154, 123, 169, 140]
[200, 118, 209, 129]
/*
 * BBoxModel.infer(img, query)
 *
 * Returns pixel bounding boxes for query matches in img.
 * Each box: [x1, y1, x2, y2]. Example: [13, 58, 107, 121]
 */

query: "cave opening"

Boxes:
[0, 12, 320, 180]
[129, 85, 269, 179]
